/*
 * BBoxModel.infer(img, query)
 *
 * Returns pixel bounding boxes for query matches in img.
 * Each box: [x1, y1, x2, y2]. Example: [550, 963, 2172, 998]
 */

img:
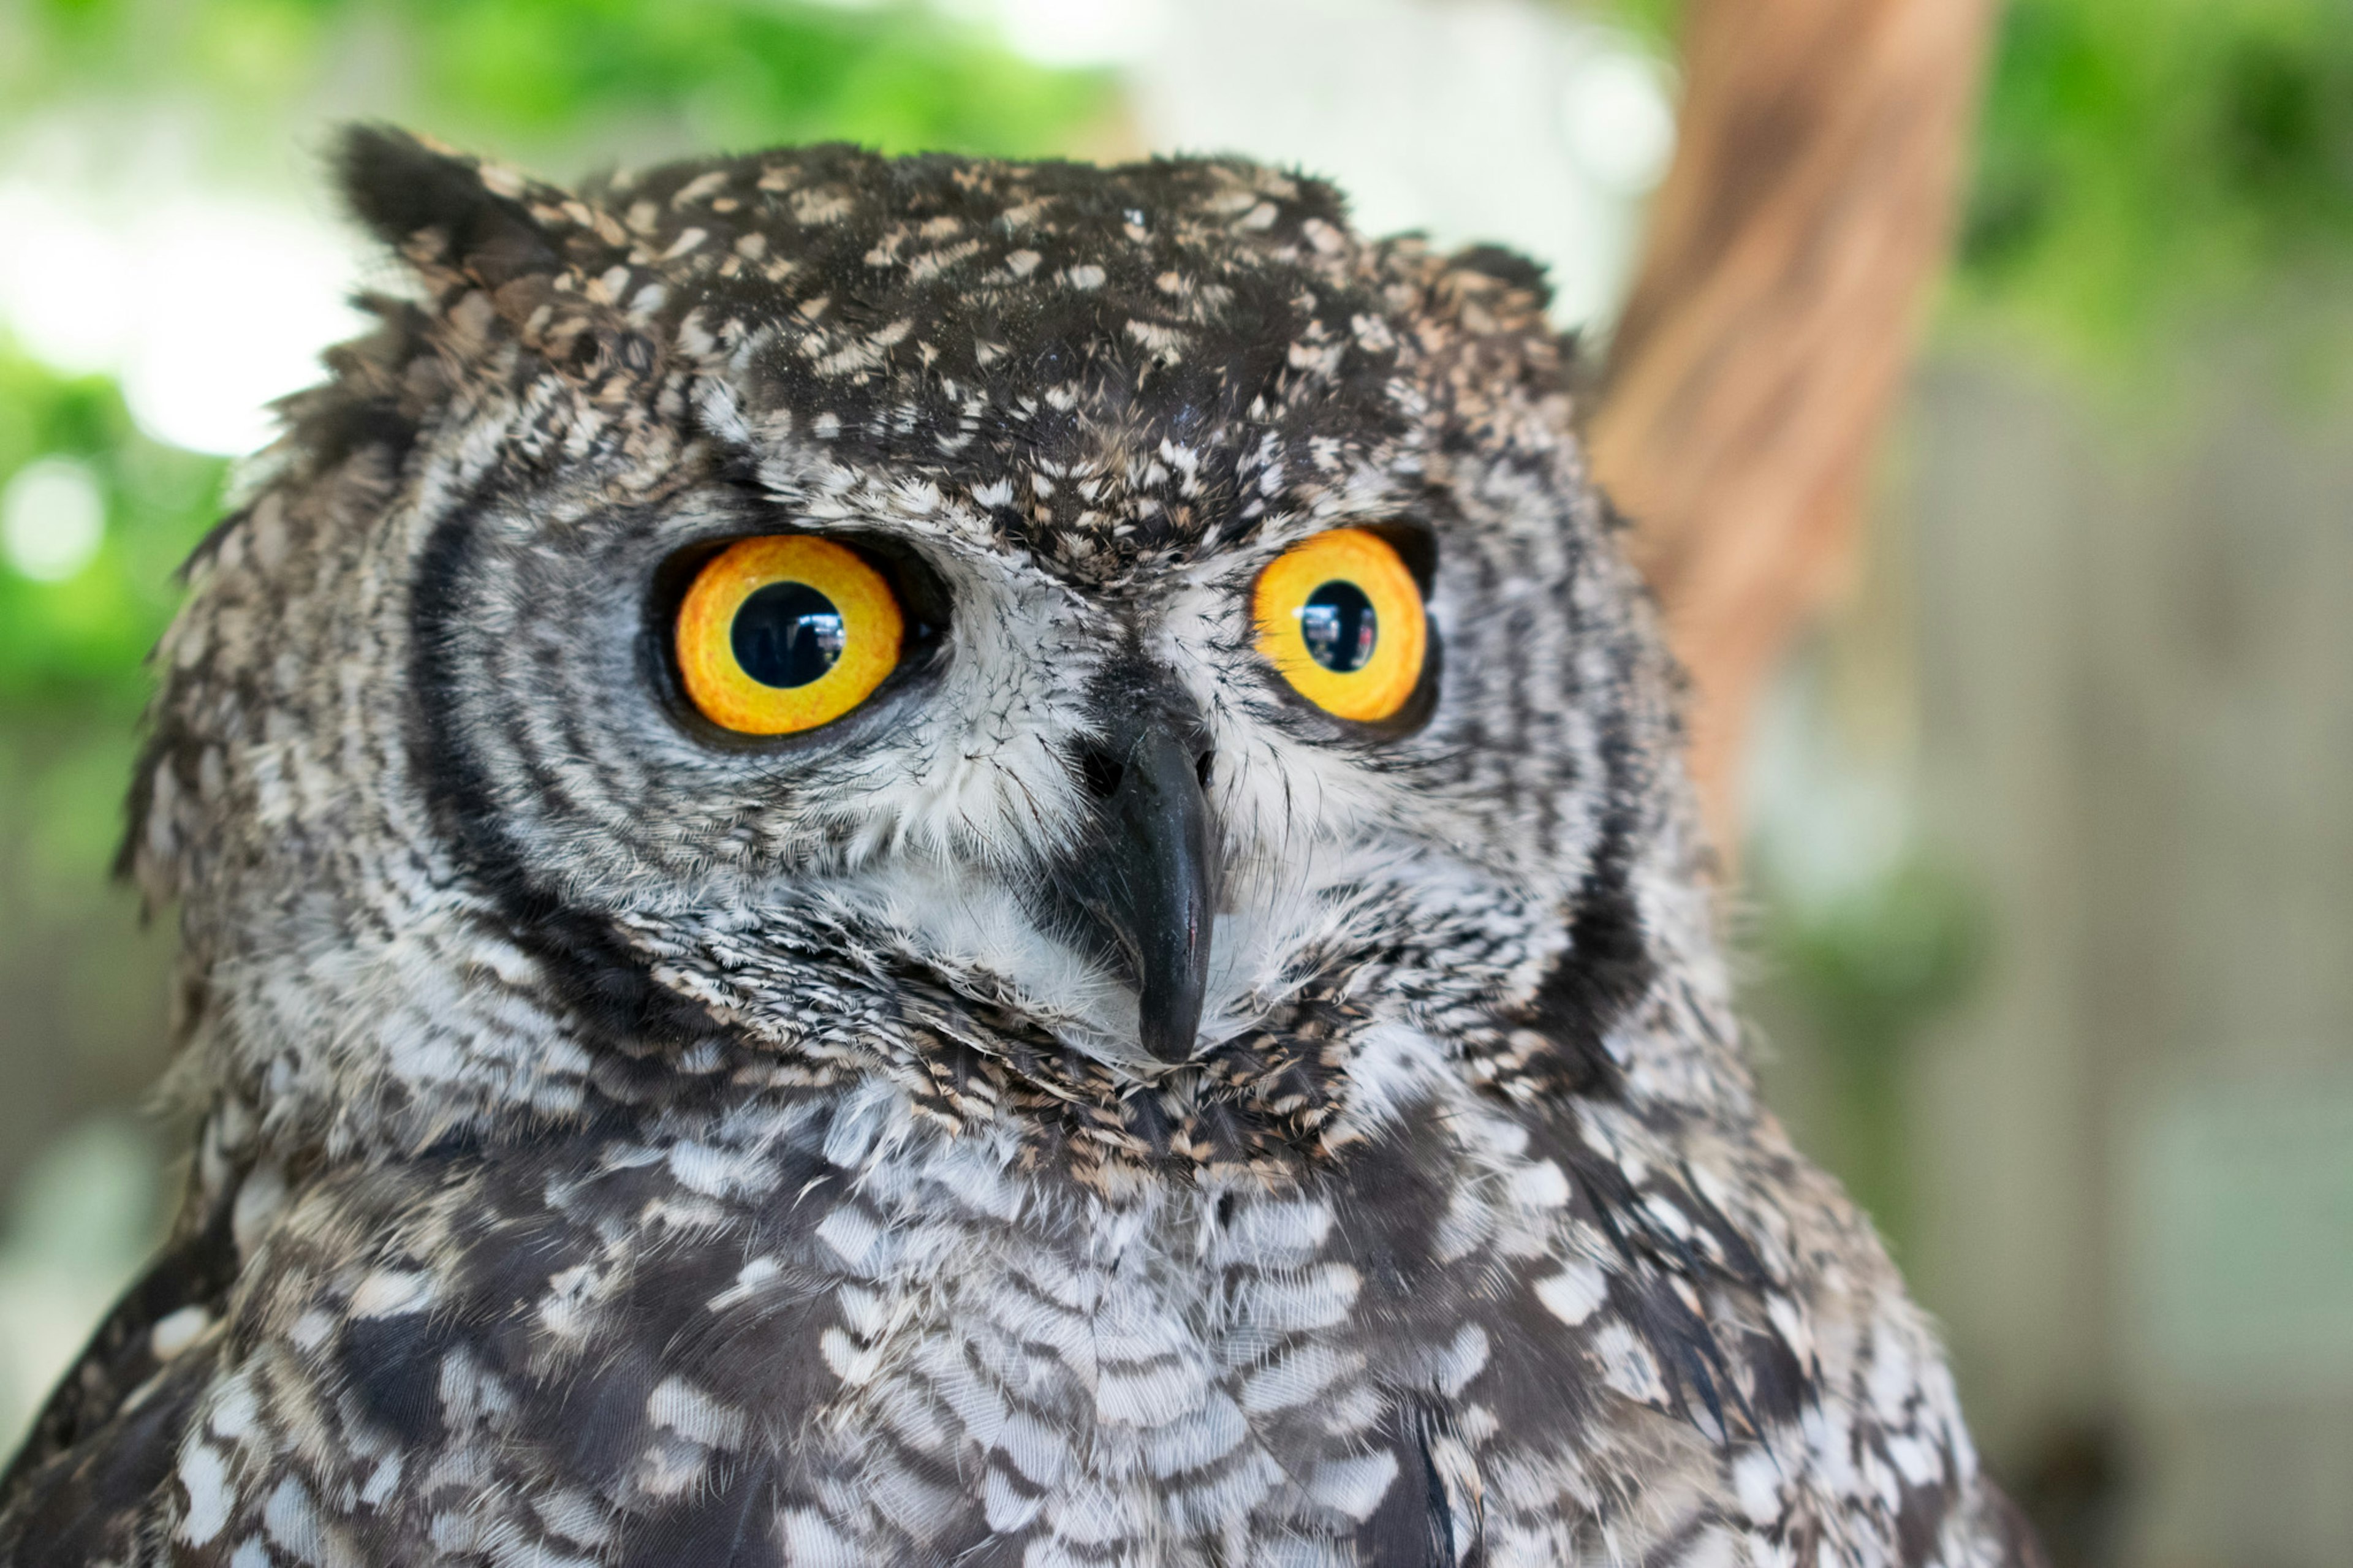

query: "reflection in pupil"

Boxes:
[732, 581, 845, 688]
[1298, 580, 1377, 673]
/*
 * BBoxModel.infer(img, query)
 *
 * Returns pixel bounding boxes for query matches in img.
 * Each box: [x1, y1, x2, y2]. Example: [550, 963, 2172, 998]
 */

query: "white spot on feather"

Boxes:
[1309, 1449, 1401, 1521]
[647, 1376, 749, 1451]
[151, 1305, 213, 1360]
[176, 1442, 233, 1545]
[816, 1205, 882, 1270]
[230, 1163, 287, 1257]
[1591, 1320, 1667, 1405]
[1510, 1159, 1571, 1209]
[350, 1269, 435, 1319]
[1732, 1446, 1784, 1524]
[1534, 1260, 1608, 1326]
[262, 1476, 324, 1565]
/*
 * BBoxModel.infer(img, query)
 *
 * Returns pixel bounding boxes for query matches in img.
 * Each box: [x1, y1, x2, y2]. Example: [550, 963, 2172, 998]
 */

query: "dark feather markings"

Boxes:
[406, 487, 751, 1070]
[612, 1461, 782, 1568]
[0, 1349, 215, 1567]
[1355, 1403, 1474, 1568]
[341, 1309, 471, 1449]
[1510, 794, 1653, 1101]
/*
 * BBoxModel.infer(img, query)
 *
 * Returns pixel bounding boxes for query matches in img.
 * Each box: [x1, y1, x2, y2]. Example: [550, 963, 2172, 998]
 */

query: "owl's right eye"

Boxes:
[674, 536, 904, 735]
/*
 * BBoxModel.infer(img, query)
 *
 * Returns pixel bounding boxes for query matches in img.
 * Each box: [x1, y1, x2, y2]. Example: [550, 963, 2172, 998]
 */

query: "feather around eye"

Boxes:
[1252, 528, 1427, 722]
[675, 536, 903, 735]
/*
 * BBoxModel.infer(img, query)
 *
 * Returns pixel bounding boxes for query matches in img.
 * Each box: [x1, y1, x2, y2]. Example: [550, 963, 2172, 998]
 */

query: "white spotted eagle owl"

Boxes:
[0, 129, 2040, 1568]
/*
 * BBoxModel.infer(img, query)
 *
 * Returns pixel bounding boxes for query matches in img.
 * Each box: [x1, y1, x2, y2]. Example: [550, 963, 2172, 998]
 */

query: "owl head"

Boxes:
[124, 128, 1718, 1172]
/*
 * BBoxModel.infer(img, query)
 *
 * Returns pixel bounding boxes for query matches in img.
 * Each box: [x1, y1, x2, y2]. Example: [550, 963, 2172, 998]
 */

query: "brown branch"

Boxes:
[1591, 0, 1996, 856]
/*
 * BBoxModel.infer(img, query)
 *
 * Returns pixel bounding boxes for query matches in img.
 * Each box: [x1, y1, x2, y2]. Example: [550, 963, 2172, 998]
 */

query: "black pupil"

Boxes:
[1298, 580, 1377, 673]
[732, 581, 845, 687]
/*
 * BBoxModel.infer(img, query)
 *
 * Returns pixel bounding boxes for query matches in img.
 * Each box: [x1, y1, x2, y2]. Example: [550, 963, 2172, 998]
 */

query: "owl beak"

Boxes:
[1051, 717, 1218, 1064]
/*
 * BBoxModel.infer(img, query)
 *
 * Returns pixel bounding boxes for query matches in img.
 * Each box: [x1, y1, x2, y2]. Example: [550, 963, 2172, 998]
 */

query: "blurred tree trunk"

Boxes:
[1591, 0, 1996, 857]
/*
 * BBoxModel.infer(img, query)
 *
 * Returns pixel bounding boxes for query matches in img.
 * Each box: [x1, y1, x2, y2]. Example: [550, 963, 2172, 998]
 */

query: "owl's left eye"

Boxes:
[1252, 528, 1428, 722]
[675, 536, 904, 735]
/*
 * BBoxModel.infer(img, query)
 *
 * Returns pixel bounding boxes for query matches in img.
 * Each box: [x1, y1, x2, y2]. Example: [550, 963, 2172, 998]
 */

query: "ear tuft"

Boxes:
[336, 124, 563, 289]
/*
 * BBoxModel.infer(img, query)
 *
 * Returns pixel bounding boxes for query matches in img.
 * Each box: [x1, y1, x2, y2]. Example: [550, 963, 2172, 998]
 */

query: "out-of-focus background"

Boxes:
[0, 1, 2347, 1561]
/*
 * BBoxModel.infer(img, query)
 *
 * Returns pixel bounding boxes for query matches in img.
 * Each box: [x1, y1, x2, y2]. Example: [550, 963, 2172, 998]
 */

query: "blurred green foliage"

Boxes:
[1775, 862, 1989, 1076]
[1764, 859, 1993, 1257]
[0, 346, 224, 714]
[1960, 0, 2353, 373]
[1599, 0, 2353, 376]
[0, 343, 208, 1214]
[3, 0, 1115, 165]
[1586, 0, 1683, 50]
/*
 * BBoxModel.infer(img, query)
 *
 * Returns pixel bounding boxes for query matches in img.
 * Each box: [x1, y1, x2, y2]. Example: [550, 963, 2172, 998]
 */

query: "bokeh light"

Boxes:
[1, 458, 105, 583]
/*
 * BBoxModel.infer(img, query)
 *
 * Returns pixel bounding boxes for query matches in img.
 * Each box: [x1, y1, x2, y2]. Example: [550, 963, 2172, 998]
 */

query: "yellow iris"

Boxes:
[1252, 528, 1427, 722]
[675, 536, 903, 735]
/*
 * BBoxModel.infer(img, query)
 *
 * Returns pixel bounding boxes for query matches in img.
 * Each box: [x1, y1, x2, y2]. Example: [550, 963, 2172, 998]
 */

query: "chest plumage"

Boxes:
[0, 129, 2036, 1567]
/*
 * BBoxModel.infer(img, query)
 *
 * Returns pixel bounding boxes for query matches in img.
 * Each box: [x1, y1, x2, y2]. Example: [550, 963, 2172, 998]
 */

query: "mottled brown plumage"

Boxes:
[0, 128, 2037, 1567]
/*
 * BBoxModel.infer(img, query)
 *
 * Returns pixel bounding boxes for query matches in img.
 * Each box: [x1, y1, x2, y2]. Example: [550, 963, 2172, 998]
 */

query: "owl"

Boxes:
[0, 127, 2039, 1567]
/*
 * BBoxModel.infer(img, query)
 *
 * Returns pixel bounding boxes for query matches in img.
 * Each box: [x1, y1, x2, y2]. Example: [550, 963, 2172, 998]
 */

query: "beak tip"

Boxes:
[1140, 993, 1206, 1064]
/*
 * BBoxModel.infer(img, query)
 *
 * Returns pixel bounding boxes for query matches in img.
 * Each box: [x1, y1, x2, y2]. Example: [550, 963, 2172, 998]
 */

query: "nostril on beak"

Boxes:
[1194, 749, 1215, 789]
[1077, 746, 1126, 800]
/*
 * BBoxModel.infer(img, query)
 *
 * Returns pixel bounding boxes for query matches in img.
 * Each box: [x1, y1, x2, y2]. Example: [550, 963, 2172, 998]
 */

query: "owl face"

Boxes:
[132, 131, 1684, 1149]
